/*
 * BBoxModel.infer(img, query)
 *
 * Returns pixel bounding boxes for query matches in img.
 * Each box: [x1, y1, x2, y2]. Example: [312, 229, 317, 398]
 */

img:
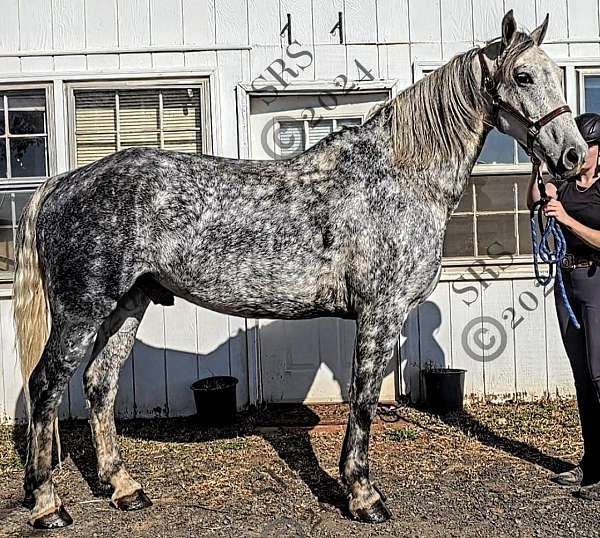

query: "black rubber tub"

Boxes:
[422, 368, 467, 413]
[191, 375, 239, 425]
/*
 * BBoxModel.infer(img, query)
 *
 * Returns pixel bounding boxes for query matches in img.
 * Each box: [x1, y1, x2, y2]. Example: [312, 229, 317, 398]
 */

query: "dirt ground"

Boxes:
[1, 400, 599, 538]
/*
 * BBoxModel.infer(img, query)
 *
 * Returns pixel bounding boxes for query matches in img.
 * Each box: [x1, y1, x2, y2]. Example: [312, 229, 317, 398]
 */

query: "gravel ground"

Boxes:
[1, 400, 599, 538]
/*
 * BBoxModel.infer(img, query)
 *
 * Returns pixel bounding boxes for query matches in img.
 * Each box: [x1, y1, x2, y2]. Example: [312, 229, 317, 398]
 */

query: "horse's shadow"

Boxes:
[11, 300, 573, 513]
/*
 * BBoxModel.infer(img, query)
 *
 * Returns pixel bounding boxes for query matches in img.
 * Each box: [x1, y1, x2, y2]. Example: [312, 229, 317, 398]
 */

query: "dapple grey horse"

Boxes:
[14, 11, 585, 528]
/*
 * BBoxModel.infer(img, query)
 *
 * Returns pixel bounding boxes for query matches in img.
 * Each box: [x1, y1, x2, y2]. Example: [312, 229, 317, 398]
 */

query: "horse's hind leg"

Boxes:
[84, 286, 151, 511]
[25, 320, 100, 528]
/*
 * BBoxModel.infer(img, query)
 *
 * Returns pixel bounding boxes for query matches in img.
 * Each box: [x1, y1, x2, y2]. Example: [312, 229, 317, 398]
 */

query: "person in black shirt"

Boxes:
[528, 112, 600, 499]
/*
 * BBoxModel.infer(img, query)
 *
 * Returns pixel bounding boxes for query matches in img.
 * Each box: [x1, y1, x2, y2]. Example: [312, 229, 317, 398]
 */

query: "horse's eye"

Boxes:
[515, 72, 533, 85]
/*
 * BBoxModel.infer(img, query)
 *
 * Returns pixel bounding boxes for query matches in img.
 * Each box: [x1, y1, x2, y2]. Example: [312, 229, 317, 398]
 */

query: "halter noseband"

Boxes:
[477, 48, 571, 162]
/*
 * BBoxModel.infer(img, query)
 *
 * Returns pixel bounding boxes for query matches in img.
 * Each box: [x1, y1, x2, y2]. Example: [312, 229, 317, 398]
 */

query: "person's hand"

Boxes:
[544, 199, 572, 225]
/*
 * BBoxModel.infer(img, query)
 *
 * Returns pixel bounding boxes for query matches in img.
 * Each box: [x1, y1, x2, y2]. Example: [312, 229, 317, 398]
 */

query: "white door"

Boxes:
[259, 318, 398, 403]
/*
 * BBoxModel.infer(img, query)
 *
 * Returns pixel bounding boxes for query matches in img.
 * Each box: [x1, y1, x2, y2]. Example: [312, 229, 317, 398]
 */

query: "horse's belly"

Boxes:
[159, 256, 349, 320]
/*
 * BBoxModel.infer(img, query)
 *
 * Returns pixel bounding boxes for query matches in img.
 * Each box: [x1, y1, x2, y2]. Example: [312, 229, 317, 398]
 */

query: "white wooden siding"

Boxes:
[1, 0, 596, 421]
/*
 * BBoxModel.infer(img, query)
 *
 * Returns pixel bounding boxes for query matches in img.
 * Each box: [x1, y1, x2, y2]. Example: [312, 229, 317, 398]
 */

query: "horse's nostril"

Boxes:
[565, 148, 580, 167]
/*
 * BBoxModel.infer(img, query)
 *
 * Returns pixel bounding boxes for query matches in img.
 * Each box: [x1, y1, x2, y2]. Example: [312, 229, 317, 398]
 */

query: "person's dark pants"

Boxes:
[556, 264, 600, 482]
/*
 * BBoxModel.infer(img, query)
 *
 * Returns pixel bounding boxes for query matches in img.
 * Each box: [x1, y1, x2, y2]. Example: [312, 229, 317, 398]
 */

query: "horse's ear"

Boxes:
[531, 14, 549, 46]
[501, 10, 517, 49]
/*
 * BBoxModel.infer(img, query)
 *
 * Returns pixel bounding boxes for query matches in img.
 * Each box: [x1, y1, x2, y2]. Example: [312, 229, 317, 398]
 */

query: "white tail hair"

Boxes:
[13, 176, 63, 459]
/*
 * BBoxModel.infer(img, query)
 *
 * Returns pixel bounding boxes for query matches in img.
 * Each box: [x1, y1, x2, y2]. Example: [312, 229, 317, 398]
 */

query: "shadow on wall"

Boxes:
[400, 300, 447, 400]
[9, 300, 572, 515]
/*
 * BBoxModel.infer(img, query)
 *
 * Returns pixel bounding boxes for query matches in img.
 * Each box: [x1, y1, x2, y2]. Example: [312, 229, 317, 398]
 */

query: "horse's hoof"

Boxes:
[112, 489, 153, 511]
[352, 498, 392, 524]
[32, 505, 73, 529]
[22, 492, 35, 510]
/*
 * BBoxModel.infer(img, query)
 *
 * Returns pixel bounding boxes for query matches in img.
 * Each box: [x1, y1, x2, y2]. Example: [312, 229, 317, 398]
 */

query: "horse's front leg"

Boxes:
[339, 300, 407, 523]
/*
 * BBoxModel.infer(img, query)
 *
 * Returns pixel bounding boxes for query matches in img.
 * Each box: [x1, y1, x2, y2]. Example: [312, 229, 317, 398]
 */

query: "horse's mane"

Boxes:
[374, 31, 535, 170]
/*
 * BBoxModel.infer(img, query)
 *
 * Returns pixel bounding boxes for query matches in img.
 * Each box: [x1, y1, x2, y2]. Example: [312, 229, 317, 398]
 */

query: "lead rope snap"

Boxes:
[530, 162, 581, 329]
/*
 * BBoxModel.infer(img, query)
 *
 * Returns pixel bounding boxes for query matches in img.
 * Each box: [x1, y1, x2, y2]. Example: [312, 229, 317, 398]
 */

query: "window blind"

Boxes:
[276, 116, 362, 159]
[74, 87, 204, 166]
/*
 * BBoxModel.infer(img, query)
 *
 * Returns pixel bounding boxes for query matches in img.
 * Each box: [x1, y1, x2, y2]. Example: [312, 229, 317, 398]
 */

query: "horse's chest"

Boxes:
[388, 208, 446, 302]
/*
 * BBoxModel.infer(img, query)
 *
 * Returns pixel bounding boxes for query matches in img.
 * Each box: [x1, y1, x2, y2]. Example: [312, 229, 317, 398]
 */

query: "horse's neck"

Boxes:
[376, 52, 490, 210]
[426, 124, 489, 210]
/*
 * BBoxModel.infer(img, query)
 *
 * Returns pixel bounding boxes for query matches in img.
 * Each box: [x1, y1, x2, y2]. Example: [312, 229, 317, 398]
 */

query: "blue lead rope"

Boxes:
[530, 166, 581, 329]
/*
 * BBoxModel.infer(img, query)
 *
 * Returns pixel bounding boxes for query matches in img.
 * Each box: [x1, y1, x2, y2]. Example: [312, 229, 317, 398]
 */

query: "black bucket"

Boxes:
[191, 376, 239, 425]
[422, 368, 466, 413]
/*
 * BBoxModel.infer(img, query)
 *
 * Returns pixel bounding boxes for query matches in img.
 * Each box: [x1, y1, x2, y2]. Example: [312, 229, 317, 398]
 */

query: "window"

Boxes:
[0, 85, 53, 279]
[582, 72, 600, 113]
[276, 117, 362, 159]
[0, 191, 34, 275]
[416, 64, 568, 262]
[478, 130, 530, 166]
[249, 90, 390, 159]
[443, 174, 533, 259]
[419, 64, 565, 171]
[70, 80, 211, 167]
[1, 88, 50, 180]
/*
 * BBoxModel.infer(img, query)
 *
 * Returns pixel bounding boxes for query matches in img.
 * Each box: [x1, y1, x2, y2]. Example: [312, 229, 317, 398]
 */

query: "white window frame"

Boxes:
[66, 77, 212, 169]
[236, 80, 401, 160]
[577, 67, 600, 112]
[0, 83, 55, 283]
[0, 82, 56, 190]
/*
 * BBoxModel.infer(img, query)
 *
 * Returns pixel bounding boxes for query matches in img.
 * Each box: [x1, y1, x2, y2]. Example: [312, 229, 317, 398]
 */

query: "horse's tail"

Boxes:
[13, 175, 63, 414]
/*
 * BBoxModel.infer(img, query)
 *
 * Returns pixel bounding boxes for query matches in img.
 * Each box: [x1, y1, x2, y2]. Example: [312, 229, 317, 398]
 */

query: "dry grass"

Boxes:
[0, 399, 591, 538]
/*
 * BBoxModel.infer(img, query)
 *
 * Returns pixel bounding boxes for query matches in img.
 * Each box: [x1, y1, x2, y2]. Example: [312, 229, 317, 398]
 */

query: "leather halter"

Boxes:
[477, 48, 571, 161]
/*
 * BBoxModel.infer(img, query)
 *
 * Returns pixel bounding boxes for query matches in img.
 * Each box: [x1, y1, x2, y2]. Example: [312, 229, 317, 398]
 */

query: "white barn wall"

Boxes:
[1, 0, 595, 421]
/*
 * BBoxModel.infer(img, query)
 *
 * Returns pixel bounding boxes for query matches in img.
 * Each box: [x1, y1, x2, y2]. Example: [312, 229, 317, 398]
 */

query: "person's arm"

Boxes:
[526, 163, 558, 209]
[544, 200, 600, 250]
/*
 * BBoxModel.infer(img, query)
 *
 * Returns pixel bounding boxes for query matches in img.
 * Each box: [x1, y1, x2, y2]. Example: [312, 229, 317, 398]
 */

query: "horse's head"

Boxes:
[480, 11, 586, 179]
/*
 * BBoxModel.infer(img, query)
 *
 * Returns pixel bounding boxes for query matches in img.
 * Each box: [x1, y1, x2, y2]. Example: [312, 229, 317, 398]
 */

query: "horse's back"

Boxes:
[35, 147, 350, 319]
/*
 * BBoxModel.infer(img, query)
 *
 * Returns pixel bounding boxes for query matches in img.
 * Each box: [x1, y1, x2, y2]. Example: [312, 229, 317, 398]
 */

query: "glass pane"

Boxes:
[518, 213, 533, 255]
[7, 90, 45, 110]
[0, 227, 15, 271]
[76, 132, 117, 167]
[10, 137, 47, 177]
[162, 88, 202, 131]
[308, 119, 333, 148]
[337, 117, 361, 129]
[0, 193, 11, 226]
[0, 110, 4, 136]
[75, 90, 117, 133]
[585, 76, 600, 113]
[475, 175, 516, 212]
[516, 142, 530, 164]
[443, 215, 474, 257]
[163, 130, 202, 153]
[9, 110, 45, 135]
[119, 90, 160, 134]
[455, 179, 473, 213]
[277, 120, 304, 158]
[516, 175, 531, 210]
[478, 129, 514, 165]
[0, 143, 6, 179]
[120, 130, 160, 149]
[477, 215, 517, 256]
[14, 192, 33, 225]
